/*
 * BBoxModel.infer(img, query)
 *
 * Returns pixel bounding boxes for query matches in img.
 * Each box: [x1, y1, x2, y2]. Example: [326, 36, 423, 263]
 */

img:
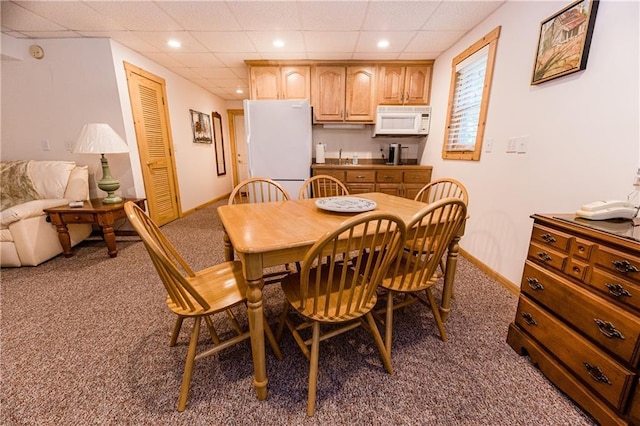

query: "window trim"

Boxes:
[442, 26, 501, 161]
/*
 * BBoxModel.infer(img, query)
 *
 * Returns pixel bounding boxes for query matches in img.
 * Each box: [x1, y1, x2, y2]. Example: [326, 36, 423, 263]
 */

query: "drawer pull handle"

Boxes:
[540, 233, 556, 243]
[605, 283, 632, 298]
[583, 362, 611, 385]
[594, 319, 625, 340]
[526, 277, 544, 291]
[612, 260, 639, 274]
[536, 252, 552, 262]
[521, 312, 537, 326]
[356, 175, 365, 179]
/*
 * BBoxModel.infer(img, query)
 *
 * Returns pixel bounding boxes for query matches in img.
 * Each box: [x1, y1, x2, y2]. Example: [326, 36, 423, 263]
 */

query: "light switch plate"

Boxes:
[506, 137, 517, 153]
[484, 137, 494, 153]
[41, 140, 51, 151]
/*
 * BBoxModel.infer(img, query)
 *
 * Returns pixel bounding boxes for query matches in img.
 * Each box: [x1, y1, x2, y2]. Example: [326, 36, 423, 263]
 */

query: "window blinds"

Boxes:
[446, 45, 489, 151]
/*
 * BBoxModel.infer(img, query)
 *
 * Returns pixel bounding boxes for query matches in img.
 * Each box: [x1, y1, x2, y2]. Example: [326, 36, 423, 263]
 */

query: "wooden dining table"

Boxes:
[217, 192, 465, 400]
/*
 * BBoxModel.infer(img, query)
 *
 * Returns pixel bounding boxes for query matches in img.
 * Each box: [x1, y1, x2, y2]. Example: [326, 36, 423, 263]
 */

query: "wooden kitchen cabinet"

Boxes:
[507, 214, 640, 425]
[311, 165, 432, 199]
[377, 63, 432, 105]
[312, 65, 376, 123]
[249, 65, 310, 100]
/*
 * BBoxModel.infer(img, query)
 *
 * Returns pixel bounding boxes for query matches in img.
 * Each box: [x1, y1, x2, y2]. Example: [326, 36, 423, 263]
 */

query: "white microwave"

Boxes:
[373, 105, 431, 137]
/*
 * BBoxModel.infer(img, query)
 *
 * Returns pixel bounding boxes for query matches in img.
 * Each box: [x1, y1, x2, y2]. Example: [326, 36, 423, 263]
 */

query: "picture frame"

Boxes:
[212, 111, 226, 176]
[190, 109, 212, 143]
[531, 0, 599, 85]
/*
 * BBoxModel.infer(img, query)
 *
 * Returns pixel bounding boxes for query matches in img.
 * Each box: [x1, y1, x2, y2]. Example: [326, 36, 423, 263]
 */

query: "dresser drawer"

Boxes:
[521, 261, 640, 366]
[527, 242, 567, 272]
[629, 380, 640, 423]
[515, 296, 635, 410]
[531, 224, 571, 251]
[403, 169, 432, 184]
[376, 170, 402, 183]
[595, 246, 640, 284]
[589, 267, 640, 314]
[345, 170, 375, 183]
[59, 213, 96, 223]
[315, 169, 345, 181]
[570, 238, 595, 260]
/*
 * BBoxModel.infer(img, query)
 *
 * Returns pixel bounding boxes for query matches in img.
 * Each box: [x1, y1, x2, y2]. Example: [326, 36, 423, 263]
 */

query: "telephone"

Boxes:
[575, 200, 639, 220]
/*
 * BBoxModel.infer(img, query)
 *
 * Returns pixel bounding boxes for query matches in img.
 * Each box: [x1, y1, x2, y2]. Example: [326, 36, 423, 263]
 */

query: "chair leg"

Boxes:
[263, 315, 283, 361]
[203, 315, 221, 345]
[307, 321, 321, 417]
[225, 308, 244, 335]
[385, 290, 395, 356]
[275, 302, 290, 341]
[425, 288, 448, 342]
[170, 315, 185, 347]
[366, 312, 393, 374]
[177, 316, 201, 412]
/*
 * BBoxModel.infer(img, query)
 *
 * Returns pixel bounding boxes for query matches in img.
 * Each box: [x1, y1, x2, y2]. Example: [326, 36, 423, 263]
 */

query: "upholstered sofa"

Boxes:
[1, 160, 92, 267]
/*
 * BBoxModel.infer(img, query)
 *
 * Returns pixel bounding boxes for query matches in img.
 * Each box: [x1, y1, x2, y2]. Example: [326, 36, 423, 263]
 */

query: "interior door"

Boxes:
[228, 109, 248, 187]
[123, 62, 180, 225]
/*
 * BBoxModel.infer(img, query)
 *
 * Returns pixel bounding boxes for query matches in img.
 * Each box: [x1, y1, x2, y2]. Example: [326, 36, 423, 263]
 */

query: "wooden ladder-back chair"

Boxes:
[124, 202, 282, 412]
[276, 211, 406, 416]
[228, 177, 290, 205]
[412, 178, 468, 277]
[298, 174, 349, 199]
[379, 198, 467, 355]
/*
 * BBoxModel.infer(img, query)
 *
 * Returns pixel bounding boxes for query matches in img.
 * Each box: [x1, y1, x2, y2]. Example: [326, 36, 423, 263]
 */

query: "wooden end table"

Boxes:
[44, 198, 146, 258]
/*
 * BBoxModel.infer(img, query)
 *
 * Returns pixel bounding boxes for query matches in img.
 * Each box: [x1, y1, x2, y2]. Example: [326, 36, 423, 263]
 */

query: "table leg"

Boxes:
[53, 222, 73, 257]
[101, 225, 118, 258]
[440, 234, 460, 322]
[243, 253, 268, 400]
[223, 230, 234, 261]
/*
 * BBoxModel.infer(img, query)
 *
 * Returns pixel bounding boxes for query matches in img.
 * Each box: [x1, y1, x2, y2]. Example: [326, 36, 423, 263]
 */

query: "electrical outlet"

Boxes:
[41, 140, 51, 151]
[484, 137, 494, 153]
[634, 168, 640, 186]
[64, 140, 73, 152]
[516, 137, 528, 154]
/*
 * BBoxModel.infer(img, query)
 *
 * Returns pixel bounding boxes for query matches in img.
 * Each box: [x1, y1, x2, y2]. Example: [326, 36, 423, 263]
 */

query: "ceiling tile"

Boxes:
[298, 1, 368, 31]
[13, 0, 126, 31]
[424, 1, 504, 31]
[18, 31, 83, 39]
[1, 2, 67, 31]
[246, 31, 306, 53]
[134, 31, 208, 53]
[156, 1, 242, 31]
[214, 52, 262, 68]
[306, 52, 354, 61]
[78, 31, 158, 52]
[405, 30, 466, 52]
[362, 1, 439, 31]
[84, 1, 183, 31]
[167, 52, 225, 68]
[355, 31, 417, 53]
[227, 1, 301, 31]
[304, 32, 358, 53]
[193, 67, 237, 79]
[191, 31, 256, 52]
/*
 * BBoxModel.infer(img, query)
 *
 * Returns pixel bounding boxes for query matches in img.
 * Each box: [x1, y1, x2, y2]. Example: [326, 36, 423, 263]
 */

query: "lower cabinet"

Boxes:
[311, 165, 432, 199]
[507, 214, 640, 425]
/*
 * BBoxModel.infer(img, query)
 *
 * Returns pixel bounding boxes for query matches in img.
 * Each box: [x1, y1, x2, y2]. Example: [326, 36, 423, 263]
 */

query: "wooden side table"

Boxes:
[44, 198, 146, 258]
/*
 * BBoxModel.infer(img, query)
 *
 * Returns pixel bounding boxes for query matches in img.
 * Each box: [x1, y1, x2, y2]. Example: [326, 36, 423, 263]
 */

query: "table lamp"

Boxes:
[72, 123, 129, 204]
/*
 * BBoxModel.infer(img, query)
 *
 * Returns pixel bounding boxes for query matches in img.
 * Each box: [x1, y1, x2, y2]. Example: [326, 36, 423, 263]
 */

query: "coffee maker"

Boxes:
[388, 143, 401, 165]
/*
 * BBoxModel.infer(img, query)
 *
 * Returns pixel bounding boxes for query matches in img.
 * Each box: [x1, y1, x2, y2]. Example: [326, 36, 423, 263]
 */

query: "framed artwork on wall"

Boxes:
[531, 0, 599, 85]
[212, 111, 226, 176]
[190, 109, 212, 143]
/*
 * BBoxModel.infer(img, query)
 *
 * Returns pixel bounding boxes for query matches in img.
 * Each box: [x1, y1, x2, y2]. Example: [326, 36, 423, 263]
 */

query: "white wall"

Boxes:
[424, 0, 640, 287]
[1, 36, 234, 213]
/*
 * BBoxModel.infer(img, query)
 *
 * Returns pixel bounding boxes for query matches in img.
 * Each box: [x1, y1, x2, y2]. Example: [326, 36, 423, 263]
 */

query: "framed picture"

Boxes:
[212, 111, 226, 176]
[190, 109, 212, 143]
[531, 0, 599, 85]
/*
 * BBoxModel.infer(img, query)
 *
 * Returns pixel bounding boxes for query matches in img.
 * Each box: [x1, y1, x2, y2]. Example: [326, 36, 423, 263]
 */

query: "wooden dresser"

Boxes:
[507, 214, 640, 425]
[311, 164, 432, 199]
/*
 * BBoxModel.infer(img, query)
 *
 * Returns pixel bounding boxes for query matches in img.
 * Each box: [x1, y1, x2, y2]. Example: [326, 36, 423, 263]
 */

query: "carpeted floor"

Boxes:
[0, 201, 597, 425]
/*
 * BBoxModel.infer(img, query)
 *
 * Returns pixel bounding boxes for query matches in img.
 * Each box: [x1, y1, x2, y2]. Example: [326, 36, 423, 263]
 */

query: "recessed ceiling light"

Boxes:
[273, 39, 285, 48]
[377, 40, 390, 49]
[167, 39, 181, 48]
[236, 89, 244, 94]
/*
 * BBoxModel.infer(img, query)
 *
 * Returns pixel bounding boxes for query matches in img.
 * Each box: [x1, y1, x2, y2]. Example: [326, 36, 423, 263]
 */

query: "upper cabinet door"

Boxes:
[345, 66, 376, 122]
[312, 66, 346, 122]
[281, 66, 311, 100]
[377, 65, 406, 105]
[250, 67, 281, 100]
[404, 65, 431, 105]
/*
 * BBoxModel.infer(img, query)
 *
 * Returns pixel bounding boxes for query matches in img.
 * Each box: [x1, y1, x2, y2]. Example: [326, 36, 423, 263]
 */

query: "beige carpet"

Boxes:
[0, 200, 596, 425]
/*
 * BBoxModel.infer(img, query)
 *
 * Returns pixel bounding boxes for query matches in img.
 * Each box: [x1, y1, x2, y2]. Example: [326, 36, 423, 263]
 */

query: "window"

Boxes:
[443, 27, 501, 161]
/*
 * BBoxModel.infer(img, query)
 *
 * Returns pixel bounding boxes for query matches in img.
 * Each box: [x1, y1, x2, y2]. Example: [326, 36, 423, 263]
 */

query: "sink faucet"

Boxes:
[338, 148, 342, 165]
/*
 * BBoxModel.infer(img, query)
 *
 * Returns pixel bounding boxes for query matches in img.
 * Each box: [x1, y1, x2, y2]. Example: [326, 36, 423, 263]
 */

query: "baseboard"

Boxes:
[181, 193, 231, 217]
[459, 248, 520, 295]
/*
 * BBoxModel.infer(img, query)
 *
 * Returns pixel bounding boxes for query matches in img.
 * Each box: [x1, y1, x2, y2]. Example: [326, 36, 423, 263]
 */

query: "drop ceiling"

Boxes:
[1, 0, 505, 101]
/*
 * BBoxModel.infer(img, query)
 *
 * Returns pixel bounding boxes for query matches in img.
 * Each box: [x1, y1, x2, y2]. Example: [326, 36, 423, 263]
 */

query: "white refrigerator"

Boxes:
[243, 99, 312, 199]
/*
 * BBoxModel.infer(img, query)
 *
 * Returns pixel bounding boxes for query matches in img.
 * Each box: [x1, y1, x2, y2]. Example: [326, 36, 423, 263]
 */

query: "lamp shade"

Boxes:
[72, 123, 129, 154]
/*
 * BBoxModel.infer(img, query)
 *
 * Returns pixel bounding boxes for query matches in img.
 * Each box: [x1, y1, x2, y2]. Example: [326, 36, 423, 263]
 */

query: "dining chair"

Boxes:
[124, 201, 282, 412]
[379, 198, 467, 355]
[298, 174, 349, 199]
[276, 211, 406, 416]
[412, 178, 468, 277]
[228, 177, 290, 204]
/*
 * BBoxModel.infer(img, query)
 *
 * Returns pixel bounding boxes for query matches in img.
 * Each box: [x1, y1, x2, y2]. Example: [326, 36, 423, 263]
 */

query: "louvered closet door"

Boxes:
[124, 62, 180, 225]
